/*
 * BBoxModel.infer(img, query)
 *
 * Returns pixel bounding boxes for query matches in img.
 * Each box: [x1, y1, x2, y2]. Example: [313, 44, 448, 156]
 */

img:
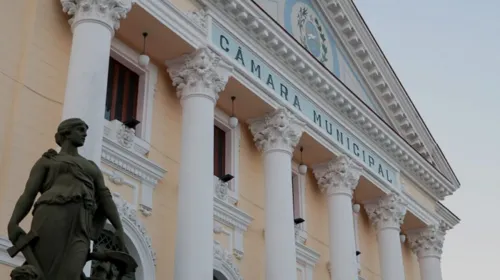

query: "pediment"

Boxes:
[253, 0, 458, 185]
[254, 0, 390, 121]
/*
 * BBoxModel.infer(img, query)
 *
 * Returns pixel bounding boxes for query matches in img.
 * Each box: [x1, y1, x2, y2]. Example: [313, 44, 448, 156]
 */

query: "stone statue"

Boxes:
[6, 118, 137, 280]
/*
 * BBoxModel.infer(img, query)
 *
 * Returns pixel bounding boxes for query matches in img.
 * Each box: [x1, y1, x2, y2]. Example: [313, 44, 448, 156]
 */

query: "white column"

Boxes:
[313, 155, 362, 280]
[365, 192, 408, 280]
[60, 0, 133, 163]
[166, 48, 232, 280]
[408, 224, 447, 280]
[249, 108, 305, 280]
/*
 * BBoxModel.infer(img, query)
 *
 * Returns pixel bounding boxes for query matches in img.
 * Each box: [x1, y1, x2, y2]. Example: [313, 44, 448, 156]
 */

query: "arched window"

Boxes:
[91, 229, 136, 280]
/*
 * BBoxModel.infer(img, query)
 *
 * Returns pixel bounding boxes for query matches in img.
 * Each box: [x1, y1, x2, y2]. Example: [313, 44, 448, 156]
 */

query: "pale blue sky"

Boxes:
[354, 0, 500, 279]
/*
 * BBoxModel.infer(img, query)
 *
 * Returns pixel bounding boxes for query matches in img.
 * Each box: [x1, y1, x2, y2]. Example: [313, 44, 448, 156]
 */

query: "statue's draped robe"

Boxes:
[29, 150, 110, 280]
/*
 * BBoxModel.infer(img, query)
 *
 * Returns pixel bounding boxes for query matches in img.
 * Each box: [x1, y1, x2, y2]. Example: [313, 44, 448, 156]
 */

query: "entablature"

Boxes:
[201, 0, 456, 200]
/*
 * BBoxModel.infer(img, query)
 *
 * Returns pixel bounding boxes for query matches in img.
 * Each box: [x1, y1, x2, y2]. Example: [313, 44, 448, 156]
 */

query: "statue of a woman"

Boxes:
[7, 118, 126, 280]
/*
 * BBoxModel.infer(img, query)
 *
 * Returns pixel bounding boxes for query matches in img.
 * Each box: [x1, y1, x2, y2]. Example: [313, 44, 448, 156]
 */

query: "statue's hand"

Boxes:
[7, 223, 26, 244]
[114, 227, 126, 252]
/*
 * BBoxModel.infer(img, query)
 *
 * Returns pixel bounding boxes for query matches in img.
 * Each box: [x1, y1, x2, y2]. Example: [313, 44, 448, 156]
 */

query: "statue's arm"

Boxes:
[8, 159, 46, 226]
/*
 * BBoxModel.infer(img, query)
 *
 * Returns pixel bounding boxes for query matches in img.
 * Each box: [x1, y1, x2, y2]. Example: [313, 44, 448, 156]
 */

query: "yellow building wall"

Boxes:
[0, 1, 423, 280]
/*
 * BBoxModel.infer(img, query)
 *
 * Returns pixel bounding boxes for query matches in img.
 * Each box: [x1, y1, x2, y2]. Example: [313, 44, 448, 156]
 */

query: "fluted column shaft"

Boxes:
[60, 0, 133, 163]
[365, 193, 408, 280]
[314, 155, 362, 280]
[167, 48, 232, 280]
[249, 108, 305, 280]
[409, 225, 447, 280]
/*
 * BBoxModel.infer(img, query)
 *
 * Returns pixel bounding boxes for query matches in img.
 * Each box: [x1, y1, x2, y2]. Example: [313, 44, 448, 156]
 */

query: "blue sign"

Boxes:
[211, 22, 398, 187]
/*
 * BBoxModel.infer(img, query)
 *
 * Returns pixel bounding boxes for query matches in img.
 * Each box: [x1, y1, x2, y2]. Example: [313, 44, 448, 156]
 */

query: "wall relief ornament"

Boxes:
[112, 192, 156, 265]
[166, 48, 232, 101]
[60, 0, 134, 31]
[185, 8, 207, 30]
[248, 107, 305, 154]
[213, 241, 243, 280]
[364, 192, 408, 231]
[116, 124, 135, 149]
[408, 223, 448, 259]
[214, 178, 229, 201]
[313, 154, 363, 196]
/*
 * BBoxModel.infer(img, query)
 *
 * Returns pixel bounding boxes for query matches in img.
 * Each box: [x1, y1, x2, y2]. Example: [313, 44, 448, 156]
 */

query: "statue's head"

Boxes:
[55, 118, 89, 148]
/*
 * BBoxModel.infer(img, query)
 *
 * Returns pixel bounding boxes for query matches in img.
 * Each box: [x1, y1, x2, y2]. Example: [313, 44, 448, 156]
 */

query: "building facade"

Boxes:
[0, 0, 460, 280]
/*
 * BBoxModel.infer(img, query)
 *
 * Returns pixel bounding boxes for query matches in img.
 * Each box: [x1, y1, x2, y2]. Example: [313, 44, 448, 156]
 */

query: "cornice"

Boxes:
[436, 202, 460, 229]
[296, 242, 321, 267]
[202, 0, 456, 200]
[101, 136, 167, 186]
[214, 196, 253, 232]
[319, 0, 459, 186]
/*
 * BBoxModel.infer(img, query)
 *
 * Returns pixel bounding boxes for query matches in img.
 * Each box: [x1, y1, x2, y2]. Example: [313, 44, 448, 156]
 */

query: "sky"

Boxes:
[353, 0, 500, 279]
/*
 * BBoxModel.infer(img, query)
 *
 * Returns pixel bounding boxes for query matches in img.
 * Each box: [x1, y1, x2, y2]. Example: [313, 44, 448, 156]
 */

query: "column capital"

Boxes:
[61, 0, 133, 33]
[365, 192, 407, 231]
[408, 223, 448, 259]
[166, 48, 232, 103]
[248, 107, 305, 154]
[313, 155, 363, 197]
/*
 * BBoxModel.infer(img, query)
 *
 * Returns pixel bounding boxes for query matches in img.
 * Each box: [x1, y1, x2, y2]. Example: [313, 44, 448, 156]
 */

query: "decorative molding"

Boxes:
[214, 240, 244, 280]
[296, 241, 320, 280]
[296, 241, 321, 268]
[61, 0, 134, 32]
[294, 224, 307, 245]
[248, 107, 305, 154]
[102, 168, 139, 207]
[202, 0, 457, 200]
[436, 202, 460, 229]
[166, 48, 233, 102]
[408, 223, 448, 259]
[215, 108, 241, 204]
[0, 237, 24, 267]
[101, 135, 167, 215]
[112, 193, 156, 266]
[313, 154, 363, 196]
[321, 0, 459, 186]
[214, 177, 230, 201]
[185, 8, 208, 31]
[214, 177, 253, 259]
[365, 192, 407, 231]
[110, 37, 158, 145]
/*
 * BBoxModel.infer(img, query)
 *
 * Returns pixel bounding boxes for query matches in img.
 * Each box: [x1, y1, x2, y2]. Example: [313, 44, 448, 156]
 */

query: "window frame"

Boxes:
[214, 125, 227, 179]
[108, 38, 158, 147]
[214, 108, 241, 205]
[292, 164, 307, 243]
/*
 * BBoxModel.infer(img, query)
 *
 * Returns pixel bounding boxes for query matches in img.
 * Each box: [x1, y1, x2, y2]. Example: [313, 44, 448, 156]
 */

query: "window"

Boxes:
[105, 57, 140, 123]
[106, 38, 158, 147]
[214, 125, 226, 178]
[292, 168, 307, 244]
[91, 230, 135, 280]
[292, 173, 301, 221]
[213, 109, 241, 204]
